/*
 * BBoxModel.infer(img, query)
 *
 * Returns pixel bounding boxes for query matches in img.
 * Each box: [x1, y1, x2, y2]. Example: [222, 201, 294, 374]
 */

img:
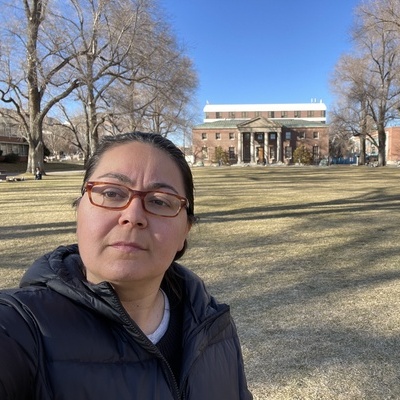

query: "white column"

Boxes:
[277, 130, 282, 162]
[250, 133, 254, 163]
[264, 133, 268, 163]
[237, 132, 242, 164]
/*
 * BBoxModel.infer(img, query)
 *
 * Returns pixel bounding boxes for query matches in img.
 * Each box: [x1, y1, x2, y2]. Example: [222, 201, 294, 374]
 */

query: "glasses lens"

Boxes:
[90, 183, 130, 208]
[144, 192, 182, 216]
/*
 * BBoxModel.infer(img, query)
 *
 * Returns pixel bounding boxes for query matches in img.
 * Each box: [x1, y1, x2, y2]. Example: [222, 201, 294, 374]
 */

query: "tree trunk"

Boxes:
[27, 139, 45, 173]
[359, 134, 366, 165]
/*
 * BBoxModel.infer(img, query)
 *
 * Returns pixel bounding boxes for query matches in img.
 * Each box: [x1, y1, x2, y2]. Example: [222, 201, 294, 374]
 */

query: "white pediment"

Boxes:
[237, 117, 282, 130]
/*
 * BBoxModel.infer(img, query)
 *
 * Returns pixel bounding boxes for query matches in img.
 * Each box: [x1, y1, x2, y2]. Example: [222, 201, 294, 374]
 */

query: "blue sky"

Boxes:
[160, 0, 361, 120]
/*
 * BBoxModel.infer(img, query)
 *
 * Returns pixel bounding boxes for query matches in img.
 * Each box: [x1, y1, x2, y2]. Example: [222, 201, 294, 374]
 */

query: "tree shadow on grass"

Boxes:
[191, 186, 400, 397]
[253, 326, 400, 398]
[197, 189, 400, 223]
[0, 221, 76, 241]
[223, 256, 400, 397]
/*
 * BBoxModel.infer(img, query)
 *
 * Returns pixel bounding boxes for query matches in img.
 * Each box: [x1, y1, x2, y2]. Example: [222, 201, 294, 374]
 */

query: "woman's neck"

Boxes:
[117, 286, 165, 335]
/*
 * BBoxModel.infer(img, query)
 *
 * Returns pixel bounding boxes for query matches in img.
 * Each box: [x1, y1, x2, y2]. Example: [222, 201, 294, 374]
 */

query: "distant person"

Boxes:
[0, 132, 252, 399]
[34, 167, 42, 180]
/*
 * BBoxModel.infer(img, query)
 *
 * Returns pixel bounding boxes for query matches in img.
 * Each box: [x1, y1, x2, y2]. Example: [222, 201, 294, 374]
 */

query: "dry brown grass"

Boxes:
[2, 165, 400, 399]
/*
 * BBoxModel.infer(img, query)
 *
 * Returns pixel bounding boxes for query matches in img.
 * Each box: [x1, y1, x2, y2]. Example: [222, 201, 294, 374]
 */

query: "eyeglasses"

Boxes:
[84, 181, 189, 217]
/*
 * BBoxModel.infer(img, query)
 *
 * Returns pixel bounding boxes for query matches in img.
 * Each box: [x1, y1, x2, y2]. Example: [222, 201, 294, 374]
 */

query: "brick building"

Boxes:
[0, 110, 28, 161]
[0, 134, 28, 161]
[192, 102, 329, 165]
[386, 127, 400, 163]
[351, 126, 400, 165]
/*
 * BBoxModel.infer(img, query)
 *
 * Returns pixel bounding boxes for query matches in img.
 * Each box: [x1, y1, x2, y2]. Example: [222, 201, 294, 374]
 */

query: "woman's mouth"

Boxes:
[110, 242, 146, 253]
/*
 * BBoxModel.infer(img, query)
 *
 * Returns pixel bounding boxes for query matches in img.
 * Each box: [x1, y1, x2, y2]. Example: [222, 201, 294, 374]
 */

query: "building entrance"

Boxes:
[243, 133, 251, 163]
[257, 147, 265, 164]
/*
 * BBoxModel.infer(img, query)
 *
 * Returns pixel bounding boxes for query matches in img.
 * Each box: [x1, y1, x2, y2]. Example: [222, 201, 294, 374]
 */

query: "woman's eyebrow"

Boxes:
[97, 172, 132, 183]
[96, 173, 179, 194]
[147, 182, 179, 194]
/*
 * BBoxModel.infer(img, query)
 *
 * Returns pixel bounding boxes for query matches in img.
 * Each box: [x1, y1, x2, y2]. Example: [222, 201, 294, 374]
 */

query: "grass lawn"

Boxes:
[0, 160, 84, 174]
[1, 164, 400, 399]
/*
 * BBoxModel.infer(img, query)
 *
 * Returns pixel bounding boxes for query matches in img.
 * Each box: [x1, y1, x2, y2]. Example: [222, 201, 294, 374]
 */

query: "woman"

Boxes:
[0, 132, 252, 400]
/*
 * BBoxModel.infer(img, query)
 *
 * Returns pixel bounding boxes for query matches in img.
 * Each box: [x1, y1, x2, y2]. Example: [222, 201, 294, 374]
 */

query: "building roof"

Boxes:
[193, 118, 327, 130]
[193, 120, 249, 129]
[203, 102, 327, 113]
[0, 135, 28, 144]
[280, 119, 327, 128]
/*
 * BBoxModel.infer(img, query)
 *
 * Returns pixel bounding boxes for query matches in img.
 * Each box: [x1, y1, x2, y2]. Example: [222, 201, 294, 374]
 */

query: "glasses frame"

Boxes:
[84, 181, 189, 217]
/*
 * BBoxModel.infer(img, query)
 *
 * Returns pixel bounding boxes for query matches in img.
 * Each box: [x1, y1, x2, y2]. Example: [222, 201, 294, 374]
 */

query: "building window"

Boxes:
[307, 110, 314, 117]
[202, 146, 208, 159]
[216, 112, 221, 119]
[313, 131, 319, 139]
[205, 113, 209, 119]
[215, 132, 221, 140]
[285, 132, 291, 140]
[229, 132, 235, 140]
[269, 147, 276, 160]
[268, 111, 275, 118]
[229, 112, 235, 118]
[241, 111, 247, 118]
[285, 146, 292, 159]
[294, 111, 301, 118]
[201, 133, 207, 140]
[298, 131, 305, 139]
[281, 111, 288, 118]
[228, 147, 235, 160]
[255, 111, 260, 117]
[321, 110, 326, 117]
[313, 145, 319, 160]
[270, 133, 276, 140]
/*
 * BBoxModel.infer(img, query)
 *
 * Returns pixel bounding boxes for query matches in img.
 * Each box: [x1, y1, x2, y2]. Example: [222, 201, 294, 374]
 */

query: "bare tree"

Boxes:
[107, 17, 198, 140]
[328, 105, 357, 160]
[135, 46, 198, 138]
[54, 0, 197, 161]
[330, 55, 373, 164]
[0, 0, 198, 170]
[0, 0, 87, 173]
[42, 117, 76, 158]
[58, 0, 156, 160]
[330, 0, 400, 166]
[354, 0, 400, 166]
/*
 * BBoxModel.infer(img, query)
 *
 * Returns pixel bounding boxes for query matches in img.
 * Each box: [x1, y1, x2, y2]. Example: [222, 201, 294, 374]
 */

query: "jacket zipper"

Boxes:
[109, 289, 182, 400]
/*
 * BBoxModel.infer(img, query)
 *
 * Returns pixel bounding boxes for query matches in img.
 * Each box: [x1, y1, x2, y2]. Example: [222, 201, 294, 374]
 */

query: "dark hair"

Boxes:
[76, 132, 197, 260]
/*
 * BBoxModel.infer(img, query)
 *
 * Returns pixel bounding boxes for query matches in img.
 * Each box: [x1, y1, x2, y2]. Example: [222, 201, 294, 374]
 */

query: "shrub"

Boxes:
[293, 145, 313, 165]
[3, 152, 20, 163]
[214, 146, 229, 165]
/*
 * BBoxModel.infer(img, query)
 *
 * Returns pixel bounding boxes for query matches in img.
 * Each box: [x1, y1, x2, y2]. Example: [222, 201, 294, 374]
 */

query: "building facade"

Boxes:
[386, 127, 400, 164]
[0, 123, 28, 162]
[0, 134, 28, 161]
[192, 103, 329, 165]
[351, 126, 400, 165]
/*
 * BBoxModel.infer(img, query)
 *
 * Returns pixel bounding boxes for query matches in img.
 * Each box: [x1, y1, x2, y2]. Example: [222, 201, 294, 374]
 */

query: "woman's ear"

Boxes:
[72, 196, 82, 208]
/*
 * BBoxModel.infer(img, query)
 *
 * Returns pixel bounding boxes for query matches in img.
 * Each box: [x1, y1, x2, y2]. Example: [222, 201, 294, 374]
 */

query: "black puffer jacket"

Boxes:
[0, 245, 252, 400]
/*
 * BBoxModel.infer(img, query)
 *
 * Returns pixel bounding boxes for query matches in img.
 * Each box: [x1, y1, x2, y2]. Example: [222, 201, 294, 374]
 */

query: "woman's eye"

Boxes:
[147, 195, 172, 208]
[100, 187, 127, 200]
[103, 190, 118, 198]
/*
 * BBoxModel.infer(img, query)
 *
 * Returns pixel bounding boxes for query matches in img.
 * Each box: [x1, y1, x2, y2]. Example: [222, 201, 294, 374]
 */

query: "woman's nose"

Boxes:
[118, 197, 148, 227]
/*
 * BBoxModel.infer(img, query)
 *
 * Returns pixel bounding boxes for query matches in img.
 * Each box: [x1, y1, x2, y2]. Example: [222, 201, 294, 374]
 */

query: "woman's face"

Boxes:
[76, 142, 191, 289]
